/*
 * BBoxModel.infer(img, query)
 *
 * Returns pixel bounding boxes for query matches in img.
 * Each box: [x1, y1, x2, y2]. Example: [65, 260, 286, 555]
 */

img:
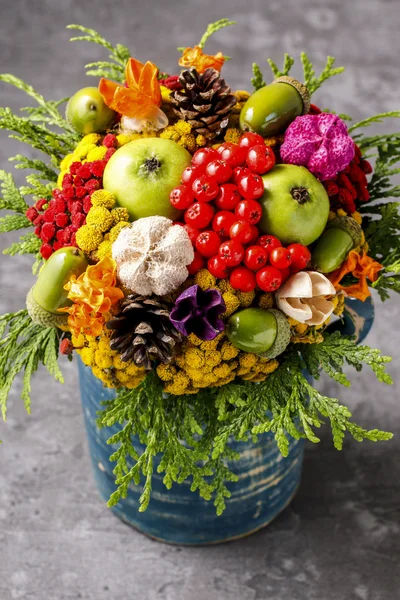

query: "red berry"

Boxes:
[218, 240, 245, 267]
[75, 186, 87, 199]
[103, 133, 117, 148]
[181, 164, 205, 185]
[26, 207, 38, 223]
[237, 171, 264, 199]
[69, 162, 81, 175]
[229, 220, 254, 245]
[280, 267, 291, 283]
[33, 215, 44, 227]
[90, 161, 106, 178]
[258, 235, 282, 254]
[269, 247, 292, 270]
[55, 213, 70, 228]
[192, 175, 219, 202]
[53, 198, 67, 213]
[35, 198, 48, 211]
[63, 184, 75, 199]
[170, 185, 194, 210]
[34, 225, 42, 237]
[208, 255, 230, 279]
[43, 208, 55, 223]
[246, 144, 275, 175]
[195, 230, 221, 257]
[72, 213, 86, 228]
[73, 176, 84, 188]
[85, 179, 100, 193]
[215, 183, 241, 211]
[60, 338, 74, 356]
[232, 166, 249, 185]
[230, 266, 256, 292]
[187, 251, 205, 275]
[183, 224, 201, 244]
[212, 211, 236, 238]
[235, 199, 262, 224]
[256, 266, 282, 292]
[40, 243, 53, 260]
[184, 202, 214, 229]
[104, 148, 116, 160]
[248, 225, 259, 244]
[192, 147, 220, 168]
[70, 201, 83, 216]
[287, 243, 311, 271]
[239, 132, 265, 149]
[205, 160, 233, 184]
[244, 245, 268, 270]
[83, 196, 92, 214]
[76, 165, 92, 180]
[53, 241, 62, 251]
[216, 143, 247, 167]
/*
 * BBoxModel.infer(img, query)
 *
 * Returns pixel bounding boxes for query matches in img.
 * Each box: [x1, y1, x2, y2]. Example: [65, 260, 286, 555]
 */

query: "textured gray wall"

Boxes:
[0, 1, 399, 599]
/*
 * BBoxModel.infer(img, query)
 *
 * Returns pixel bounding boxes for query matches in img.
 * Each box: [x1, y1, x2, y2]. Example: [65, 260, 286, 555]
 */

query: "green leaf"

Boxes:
[266, 53, 295, 79]
[0, 213, 31, 233]
[300, 53, 344, 96]
[2, 232, 41, 257]
[0, 170, 28, 213]
[251, 63, 266, 91]
[198, 18, 236, 49]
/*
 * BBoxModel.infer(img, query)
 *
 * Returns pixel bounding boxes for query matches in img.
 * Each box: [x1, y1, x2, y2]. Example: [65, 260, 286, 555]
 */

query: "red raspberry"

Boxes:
[69, 162, 82, 175]
[60, 338, 74, 356]
[71, 213, 86, 228]
[105, 148, 116, 160]
[62, 173, 74, 187]
[74, 176, 84, 188]
[64, 226, 75, 241]
[63, 184, 75, 199]
[76, 165, 92, 180]
[53, 241, 62, 251]
[26, 207, 38, 222]
[70, 201, 83, 216]
[103, 133, 117, 148]
[35, 198, 48, 211]
[40, 243, 53, 259]
[66, 199, 75, 213]
[90, 161, 106, 178]
[75, 186, 87, 199]
[324, 181, 339, 197]
[34, 225, 42, 237]
[43, 208, 55, 223]
[33, 215, 44, 227]
[83, 196, 92, 214]
[85, 179, 100, 193]
[41, 222, 56, 242]
[55, 213, 70, 228]
[361, 160, 372, 175]
[70, 232, 77, 246]
[53, 198, 67, 213]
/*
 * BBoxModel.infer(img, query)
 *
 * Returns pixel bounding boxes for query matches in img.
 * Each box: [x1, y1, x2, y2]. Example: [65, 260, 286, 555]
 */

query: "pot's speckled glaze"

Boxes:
[78, 296, 374, 545]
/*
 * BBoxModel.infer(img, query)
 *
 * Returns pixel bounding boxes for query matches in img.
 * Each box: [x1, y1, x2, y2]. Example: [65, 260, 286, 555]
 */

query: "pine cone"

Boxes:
[170, 68, 237, 140]
[106, 296, 182, 370]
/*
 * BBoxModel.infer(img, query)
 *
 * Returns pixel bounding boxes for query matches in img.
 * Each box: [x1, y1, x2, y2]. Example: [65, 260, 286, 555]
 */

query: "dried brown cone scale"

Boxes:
[106, 295, 182, 371]
[170, 67, 237, 140]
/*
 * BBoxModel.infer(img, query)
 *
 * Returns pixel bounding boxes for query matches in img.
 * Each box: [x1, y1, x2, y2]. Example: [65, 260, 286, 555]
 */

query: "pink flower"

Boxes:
[280, 113, 355, 181]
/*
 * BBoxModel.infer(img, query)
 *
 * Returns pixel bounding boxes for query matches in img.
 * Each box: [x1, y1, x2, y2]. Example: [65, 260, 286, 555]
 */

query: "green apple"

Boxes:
[66, 87, 116, 134]
[259, 164, 330, 246]
[103, 137, 192, 221]
[33, 247, 88, 313]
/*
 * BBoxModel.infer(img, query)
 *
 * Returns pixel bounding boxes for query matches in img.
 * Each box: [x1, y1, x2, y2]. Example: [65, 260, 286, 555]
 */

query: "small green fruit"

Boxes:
[259, 164, 330, 245]
[313, 216, 362, 273]
[26, 288, 68, 328]
[33, 247, 88, 313]
[226, 307, 291, 358]
[240, 77, 310, 137]
[103, 137, 192, 221]
[66, 87, 116, 134]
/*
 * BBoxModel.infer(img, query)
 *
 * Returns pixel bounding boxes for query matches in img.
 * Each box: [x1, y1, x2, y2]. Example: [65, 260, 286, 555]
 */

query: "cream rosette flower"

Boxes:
[112, 216, 194, 296]
[276, 271, 336, 326]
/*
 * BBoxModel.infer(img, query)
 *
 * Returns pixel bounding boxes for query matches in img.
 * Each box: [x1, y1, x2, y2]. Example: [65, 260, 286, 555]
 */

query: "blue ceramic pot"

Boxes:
[78, 296, 374, 545]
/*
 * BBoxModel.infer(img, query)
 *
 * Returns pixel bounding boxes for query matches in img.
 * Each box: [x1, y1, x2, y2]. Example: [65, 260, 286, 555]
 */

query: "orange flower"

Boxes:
[99, 57, 167, 129]
[60, 256, 124, 338]
[329, 250, 383, 301]
[178, 45, 225, 73]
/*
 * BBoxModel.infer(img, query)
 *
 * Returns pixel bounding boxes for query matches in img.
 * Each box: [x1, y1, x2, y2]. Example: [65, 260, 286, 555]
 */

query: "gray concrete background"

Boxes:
[0, 1, 399, 599]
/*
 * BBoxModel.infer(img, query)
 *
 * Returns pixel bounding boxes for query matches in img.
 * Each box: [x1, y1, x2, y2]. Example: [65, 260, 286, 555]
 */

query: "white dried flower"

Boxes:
[112, 216, 194, 296]
[276, 271, 336, 326]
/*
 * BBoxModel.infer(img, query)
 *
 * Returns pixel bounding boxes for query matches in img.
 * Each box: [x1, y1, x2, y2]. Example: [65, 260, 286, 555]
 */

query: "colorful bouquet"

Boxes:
[1, 20, 398, 514]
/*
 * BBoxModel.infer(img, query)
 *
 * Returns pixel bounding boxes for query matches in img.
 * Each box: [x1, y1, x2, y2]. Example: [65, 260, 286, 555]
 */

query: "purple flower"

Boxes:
[170, 285, 226, 341]
[280, 113, 355, 181]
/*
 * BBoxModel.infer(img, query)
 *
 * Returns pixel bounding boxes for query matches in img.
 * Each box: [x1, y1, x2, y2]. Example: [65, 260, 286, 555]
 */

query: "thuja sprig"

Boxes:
[98, 333, 393, 513]
[0, 311, 63, 420]
[68, 24, 131, 83]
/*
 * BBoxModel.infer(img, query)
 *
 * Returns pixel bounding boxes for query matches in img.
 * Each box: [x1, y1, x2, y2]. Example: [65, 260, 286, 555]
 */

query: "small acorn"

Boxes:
[226, 307, 290, 358]
[240, 76, 310, 137]
[312, 216, 363, 274]
[66, 87, 116, 134]
[27, 247, 88, 328]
